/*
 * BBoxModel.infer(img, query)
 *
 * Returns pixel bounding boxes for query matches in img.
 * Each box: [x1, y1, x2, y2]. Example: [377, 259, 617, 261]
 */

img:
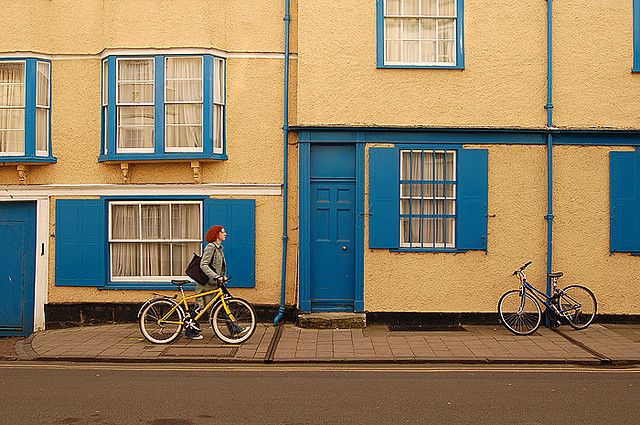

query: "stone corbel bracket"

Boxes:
[119, 162, 130, 184]
[16, 164, 27, 184]
[191, 161, 202, 184]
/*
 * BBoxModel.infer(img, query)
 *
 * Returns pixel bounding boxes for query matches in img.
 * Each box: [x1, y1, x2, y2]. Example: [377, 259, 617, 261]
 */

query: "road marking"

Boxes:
[1, 362, 639, 373]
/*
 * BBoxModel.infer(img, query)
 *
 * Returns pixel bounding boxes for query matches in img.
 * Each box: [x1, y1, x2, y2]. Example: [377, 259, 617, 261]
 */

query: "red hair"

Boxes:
[205, 225, 224, 243]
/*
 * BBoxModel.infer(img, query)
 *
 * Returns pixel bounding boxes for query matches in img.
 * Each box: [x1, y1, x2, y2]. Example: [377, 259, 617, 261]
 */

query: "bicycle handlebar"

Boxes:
[513, 261, 532, 275]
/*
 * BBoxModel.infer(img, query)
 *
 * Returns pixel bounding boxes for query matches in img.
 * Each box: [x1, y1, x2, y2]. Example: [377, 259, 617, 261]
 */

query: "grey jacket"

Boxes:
[200, 242, 226, 286]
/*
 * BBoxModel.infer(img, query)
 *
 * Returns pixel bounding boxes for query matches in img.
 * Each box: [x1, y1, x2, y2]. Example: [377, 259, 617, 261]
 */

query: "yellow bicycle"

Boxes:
[138, 279, 256, 344]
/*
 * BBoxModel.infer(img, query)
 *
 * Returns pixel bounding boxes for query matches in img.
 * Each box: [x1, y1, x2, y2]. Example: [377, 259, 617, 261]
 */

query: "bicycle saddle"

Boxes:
[547, 272, 563, 278]
[171, 279, 190, 286]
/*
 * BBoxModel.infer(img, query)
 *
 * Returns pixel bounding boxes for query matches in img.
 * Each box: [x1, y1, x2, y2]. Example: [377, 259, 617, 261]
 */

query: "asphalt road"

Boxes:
[0, 363, 638, 425]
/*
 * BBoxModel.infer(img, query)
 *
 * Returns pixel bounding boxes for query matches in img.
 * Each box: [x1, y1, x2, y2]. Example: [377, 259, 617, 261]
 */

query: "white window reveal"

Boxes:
[400, 149, 457, 248]
[0, 61, 26, 155]
[109, 201, 202, 281]
[384, 0, 457, 66]
[117, 58, 155, 152]
[213, 58, 225, 154]
[36, 62, 50, 156]
[165, 56, 203, 152]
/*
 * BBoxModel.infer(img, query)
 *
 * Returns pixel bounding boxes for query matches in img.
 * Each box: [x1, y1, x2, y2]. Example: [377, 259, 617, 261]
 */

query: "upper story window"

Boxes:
[0, 59, 54, 161]
[101, 54, 226, 162]
[376, 0, 464, 69]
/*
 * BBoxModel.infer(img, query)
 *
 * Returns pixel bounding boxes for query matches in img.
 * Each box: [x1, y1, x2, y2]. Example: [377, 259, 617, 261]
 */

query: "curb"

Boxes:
[13, 334, 37, 361]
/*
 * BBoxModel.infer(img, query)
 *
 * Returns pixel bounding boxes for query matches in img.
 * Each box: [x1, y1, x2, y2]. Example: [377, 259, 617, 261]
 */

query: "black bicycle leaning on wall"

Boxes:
[498, 261, 597, 336]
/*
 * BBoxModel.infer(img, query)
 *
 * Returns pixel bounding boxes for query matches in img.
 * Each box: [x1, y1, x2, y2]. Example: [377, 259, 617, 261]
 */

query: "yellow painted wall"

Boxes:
[297, 0, 548, 128]
[364, 144, 640, 314]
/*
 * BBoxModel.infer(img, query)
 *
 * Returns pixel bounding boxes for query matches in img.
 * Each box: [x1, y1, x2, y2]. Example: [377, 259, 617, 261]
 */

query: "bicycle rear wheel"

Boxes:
[498, 289, 542, 335]
[211, 298, 256, 344]
[558, 285, 597, 330]
[139, 298, 184, 344]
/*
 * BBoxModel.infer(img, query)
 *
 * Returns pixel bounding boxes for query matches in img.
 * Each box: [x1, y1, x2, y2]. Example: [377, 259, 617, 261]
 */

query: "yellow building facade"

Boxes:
[1, 1, 639, 335]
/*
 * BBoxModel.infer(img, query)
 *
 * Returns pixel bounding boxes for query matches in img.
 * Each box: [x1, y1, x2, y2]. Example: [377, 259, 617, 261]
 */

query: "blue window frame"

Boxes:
[635, 0, 640, 72]
[369, 144, 487, 252]
[376, 0, 465, 69]
[610, 149, 640, 252]
[100, 54, 227, 162]
[0, 58, 55, 162]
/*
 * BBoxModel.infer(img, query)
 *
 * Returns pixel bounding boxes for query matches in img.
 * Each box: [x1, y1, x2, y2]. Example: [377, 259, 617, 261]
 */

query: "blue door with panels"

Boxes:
[0, 202, 36, 336]
[309, 144, 356, 311]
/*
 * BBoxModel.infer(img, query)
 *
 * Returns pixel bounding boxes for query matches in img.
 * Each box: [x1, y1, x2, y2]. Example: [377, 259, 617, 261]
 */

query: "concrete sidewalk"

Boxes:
[8, 322, 640, 366]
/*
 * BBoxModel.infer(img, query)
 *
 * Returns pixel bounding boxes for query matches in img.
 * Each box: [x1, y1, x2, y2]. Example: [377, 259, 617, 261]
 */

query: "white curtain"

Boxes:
[36, 62, 49, 153]
[111, 203, 200, 278]
[166, 57, 202, 149]
[384, 0, 456, 64]
[0, 62, 25, 154]
[117, 59, 154, 149]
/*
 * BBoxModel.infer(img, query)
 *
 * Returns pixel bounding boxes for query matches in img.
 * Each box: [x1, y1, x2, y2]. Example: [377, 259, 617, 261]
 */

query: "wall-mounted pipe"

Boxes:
[545, 0, 554, 297]
[274, 0, 291, 325]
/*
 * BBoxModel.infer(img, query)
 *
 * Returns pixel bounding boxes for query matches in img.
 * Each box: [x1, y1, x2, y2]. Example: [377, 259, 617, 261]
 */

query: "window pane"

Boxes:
[411, 217, 421, 244]
[214, 58, 225, 104]
[166, 104, 203, 125]
[422, 218, 434, 246]
[423, 199, 434, 214]
[385, 18, 402, 40]
[435, 218, 445, 244]
[36, 108, 48, 152]
[436, 199, 445, 214]
[171, 204, 201, 239]
[166, 57, 203, 79]
[439, 0, 456, 16]
[141, 243, 171, 276]
[214, 105, 224, 150]
[111, 243, 140, 277]
[421, 0, 437, 15]
[423, 151, 434, 180]
[165, 57, 203, 102]
[420, 41, 437, 63]
[111, 205, 140, 239]
[447, 199, 456, 214]
[118, 59, 154, 103]
[103, 61, 108, 105]
[445, 151, 455, 180]
[401, 217, 410, 244]
[402, 0, 419, 15]
[401, 199, 421, 214]
[0, 109, 25, 129]
[37, 62, 50, 107]
[400, 151, 411, 179]
[0, 129, 24, 153]
[166, 125, 203, 149]
[0, 62, 25, 107]
[410, 151, 422, 180]
[386, 0, 401, 15]
[421, 19, 436, 39]
[435, 152, 445, 179]
[141, 204, 170, 239]
[438, 19, 455, 39]
[172, 242, 201, 276]
[445, 218, 455, 246]
[118, 106, 154, 149]
[403, 18, 419, 39]
[439, 40, 455, 63]
[385, 41, 401, 62]
[402, 41, 420, 62]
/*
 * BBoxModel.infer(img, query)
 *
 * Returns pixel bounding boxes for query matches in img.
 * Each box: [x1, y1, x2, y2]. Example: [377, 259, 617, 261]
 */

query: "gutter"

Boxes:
[545, 0, 555, 296]
[274, 0, 291, 325]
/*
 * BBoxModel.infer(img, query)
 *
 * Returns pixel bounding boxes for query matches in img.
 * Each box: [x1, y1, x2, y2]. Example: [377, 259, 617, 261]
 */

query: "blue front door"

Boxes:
[0, 202, 36, 336]
[310, 182, 356, 311]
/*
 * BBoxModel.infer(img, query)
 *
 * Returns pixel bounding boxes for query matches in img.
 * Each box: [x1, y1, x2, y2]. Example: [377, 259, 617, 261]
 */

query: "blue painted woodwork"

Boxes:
[204, 199, 256, 288]
[100, 54, 226, 162]
[310, 143, 356, 179]
[368, 147, 400, 248]
[376, 0, 465, 69]
[457, 148, 489, 250]
[299, 142, 312, 311]
[610, 150, 640, 253]
[354, 141, 365, 311]
[55, 199, 106, 287]
[0, 202, 36, 336]
[310, 181, 356, 311]
[635, 0, 640, 72]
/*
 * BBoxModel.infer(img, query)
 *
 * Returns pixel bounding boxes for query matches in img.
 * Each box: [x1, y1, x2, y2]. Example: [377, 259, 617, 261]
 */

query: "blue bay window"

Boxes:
[55, 197, 255, 289]
[100, 55, 226, 162]
[376, 0, 464, 69]
[0, 58, 55, 162]
[369, 145, 487, 251]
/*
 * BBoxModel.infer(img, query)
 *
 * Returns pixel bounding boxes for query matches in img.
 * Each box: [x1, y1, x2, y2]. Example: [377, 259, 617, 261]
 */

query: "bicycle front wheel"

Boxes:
[139, 298, 184, 344]
[498, 290, 542, 335]
[211, 298, 256, 344]
[558, 285, 597, 330]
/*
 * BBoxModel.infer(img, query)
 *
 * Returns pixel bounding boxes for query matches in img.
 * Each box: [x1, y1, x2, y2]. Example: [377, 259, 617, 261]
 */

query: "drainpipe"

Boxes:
[544, 0, 554, 297]
[274, 0, 291, 325]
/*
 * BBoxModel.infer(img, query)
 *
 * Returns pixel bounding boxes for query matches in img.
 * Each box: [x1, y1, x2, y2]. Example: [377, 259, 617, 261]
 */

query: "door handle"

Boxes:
[342, 246, 347, 251]
[8, 276, 13, 285]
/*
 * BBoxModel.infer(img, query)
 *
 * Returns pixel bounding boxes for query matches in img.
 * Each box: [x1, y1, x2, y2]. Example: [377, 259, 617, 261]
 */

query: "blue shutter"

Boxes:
[610, 151, 640, 252]
[55, 199, 106, 287]
[457, 148, 488, 250]
[369, 147, 399, 248]
[205, 199, 256, 288]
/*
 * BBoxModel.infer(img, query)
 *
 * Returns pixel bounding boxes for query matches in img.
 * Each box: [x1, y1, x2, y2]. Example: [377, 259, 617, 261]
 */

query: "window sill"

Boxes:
[99, 153, 227, 163]
[0, 155, 57, 165]
[101, 282, 196, 291]
[378, 64, 465, 70]
[390, 248, 470, 253]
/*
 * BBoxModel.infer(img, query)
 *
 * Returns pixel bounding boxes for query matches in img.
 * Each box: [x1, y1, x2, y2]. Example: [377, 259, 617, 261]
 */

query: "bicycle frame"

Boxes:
[519, 275, 582, 318]
[159, 285, 237, 325]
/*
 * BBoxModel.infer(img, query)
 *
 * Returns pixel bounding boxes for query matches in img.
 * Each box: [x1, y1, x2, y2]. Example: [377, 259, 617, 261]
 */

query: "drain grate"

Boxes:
[387, 324, 467, 332]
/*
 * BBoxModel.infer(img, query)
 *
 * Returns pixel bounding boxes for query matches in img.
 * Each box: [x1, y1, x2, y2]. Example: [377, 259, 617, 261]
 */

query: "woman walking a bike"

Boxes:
[186, 225, 229, 339]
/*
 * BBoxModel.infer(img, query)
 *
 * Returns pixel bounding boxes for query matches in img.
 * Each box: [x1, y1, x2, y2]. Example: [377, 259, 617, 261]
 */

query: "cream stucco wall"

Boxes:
[363, 144, 640, 314]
